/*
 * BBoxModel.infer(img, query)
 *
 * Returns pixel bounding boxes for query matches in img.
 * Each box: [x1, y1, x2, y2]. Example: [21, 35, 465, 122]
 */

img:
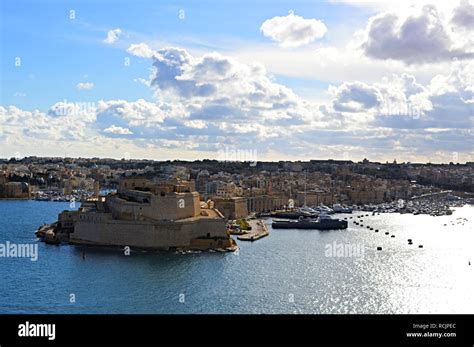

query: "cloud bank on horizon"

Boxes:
[1, 0, 473, 163]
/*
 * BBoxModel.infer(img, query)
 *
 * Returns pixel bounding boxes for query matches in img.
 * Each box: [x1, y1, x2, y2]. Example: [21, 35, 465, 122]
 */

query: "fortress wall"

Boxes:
[106, 192, 200, 221]
[180, 218, 227, 239]
[151, 193, 200, 219]
[70, 216, 227, 249]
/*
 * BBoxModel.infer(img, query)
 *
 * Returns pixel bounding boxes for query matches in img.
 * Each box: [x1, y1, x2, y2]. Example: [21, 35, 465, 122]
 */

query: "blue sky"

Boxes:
[0, 0, 473, 162]
[1, 0, 372, 110]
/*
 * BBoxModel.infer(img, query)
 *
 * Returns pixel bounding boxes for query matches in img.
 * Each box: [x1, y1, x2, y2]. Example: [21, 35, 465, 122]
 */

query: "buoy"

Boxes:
[82, 252, 86, 260]
[377, 247, 382, 251]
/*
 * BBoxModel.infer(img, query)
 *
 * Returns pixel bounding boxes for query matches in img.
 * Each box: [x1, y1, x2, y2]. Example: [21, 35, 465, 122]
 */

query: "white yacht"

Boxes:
[332, 203, 353, 214]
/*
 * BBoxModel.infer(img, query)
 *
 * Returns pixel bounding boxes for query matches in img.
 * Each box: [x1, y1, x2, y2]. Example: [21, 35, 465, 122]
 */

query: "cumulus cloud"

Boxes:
[103, 28, 122, 44]
[452, 0, 474, 29]
[103, 125, 133, 135]
[117, 49, 472, 159]
[76, 82, 94, 90]
[127, 43, 155, 58]
[330, 82, 383, 112]
[322, 58, 472, 145]
[260, 13, 327, 47]
[361, 4, 474, 64]
[149, 47, 316, 127]
[2, 44, 472, 162]
[374, 63, 473, 130]
[96, 98, 184, 129]
[1, 102, 96, 144]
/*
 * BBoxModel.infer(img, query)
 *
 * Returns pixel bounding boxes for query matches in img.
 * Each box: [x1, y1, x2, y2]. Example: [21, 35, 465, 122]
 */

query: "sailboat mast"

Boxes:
[304, 170, 307, 207]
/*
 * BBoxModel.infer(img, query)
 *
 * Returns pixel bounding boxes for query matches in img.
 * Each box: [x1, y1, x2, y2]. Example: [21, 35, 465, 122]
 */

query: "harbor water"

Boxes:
[0, 200, 473, 314]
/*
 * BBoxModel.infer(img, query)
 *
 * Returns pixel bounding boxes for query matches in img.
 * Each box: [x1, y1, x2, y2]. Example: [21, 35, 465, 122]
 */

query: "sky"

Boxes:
[0, 0, 473, 163]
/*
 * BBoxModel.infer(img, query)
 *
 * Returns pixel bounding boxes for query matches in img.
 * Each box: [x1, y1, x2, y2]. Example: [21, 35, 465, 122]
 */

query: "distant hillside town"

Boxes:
[1, 157, 472, 215]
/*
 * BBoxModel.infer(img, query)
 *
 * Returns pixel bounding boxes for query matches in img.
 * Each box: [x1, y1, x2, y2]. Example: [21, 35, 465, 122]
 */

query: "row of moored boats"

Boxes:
[271, 204, 351, 230]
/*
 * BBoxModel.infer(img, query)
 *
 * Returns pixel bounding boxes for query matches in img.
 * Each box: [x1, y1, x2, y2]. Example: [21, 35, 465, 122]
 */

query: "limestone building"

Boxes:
[0, 172, 30, 199]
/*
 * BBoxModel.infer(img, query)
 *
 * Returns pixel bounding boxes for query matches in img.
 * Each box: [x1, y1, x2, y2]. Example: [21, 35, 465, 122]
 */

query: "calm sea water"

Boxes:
[0, 200, 473, 314]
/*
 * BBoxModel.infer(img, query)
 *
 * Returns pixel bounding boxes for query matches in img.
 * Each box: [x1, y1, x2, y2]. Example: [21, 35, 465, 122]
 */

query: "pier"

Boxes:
[237, 219, 269, 241]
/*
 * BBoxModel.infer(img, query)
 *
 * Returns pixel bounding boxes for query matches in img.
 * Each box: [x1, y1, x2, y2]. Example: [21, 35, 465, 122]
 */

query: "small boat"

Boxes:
[314, 204, 335, 215]
[271, 209, 317, 219]
[332, 204, 353, 214]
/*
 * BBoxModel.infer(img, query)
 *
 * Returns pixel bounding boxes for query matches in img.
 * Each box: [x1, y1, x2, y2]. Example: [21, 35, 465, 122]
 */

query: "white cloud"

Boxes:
[0, 102, 96, 145]
[149, 47, 318, 128]
[127, 43, 155, 58]
[361, 4, 474, 64]
[452, 0, 474, 29]
[76, 82, 94, 90]
[103, 125, 133, 135]
[332, 61, 474, 131]
[260, 13, 327, 48]
[97, 98, 184, 128]
[231, 2, 472, 87]
[103, 28, 122, 44]
[330, 81, 383, 112]
[2, 42, 472, 163]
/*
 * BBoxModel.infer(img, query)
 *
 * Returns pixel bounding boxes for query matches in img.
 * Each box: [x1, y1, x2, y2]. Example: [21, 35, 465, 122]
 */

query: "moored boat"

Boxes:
[272, 214, 348, 230]
[271, 209, 317, 219]
[332, 203, 353, 214]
